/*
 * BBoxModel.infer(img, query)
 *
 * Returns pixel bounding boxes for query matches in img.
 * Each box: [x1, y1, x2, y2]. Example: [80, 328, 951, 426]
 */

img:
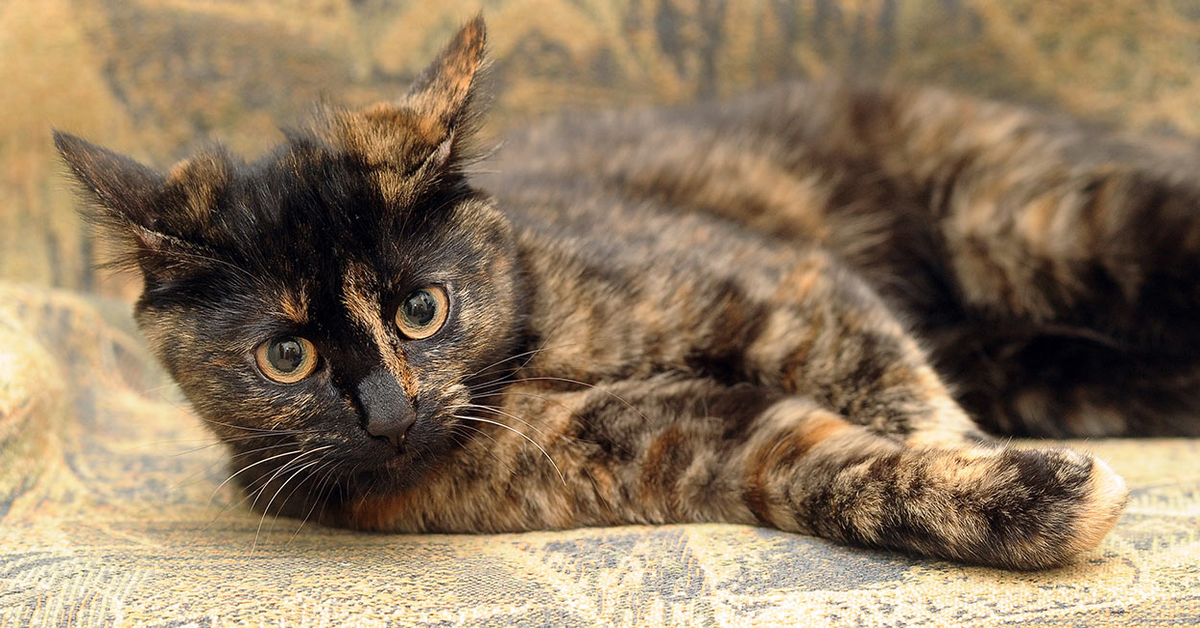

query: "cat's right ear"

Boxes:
[53, 131, 179, 275]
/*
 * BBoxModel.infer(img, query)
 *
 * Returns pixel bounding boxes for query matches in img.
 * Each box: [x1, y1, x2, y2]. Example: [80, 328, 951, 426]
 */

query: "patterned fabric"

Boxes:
[3, 0, 1200, 624]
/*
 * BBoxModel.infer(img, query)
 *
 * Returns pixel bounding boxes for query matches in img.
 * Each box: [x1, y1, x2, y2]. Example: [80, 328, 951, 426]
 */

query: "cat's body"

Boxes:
[492, 83, 1200, 440]
[55, 18, 1200, 570]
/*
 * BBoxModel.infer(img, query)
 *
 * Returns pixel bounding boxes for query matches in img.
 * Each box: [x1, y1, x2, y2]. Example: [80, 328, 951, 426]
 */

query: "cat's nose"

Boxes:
[366, 410, 415, 449]
[357, 369, 417, 449]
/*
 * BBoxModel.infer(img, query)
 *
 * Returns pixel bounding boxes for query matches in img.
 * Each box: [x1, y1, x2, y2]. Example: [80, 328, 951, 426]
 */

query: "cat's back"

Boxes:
[472, 80, 929, 290]
[474, 83, 840, 275]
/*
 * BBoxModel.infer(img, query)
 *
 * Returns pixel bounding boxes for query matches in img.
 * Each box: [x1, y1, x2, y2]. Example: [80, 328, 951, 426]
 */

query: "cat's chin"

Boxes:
[333, 433, 456, 496]
[357, 437, 408, 467]
[334, 457, 433, 497]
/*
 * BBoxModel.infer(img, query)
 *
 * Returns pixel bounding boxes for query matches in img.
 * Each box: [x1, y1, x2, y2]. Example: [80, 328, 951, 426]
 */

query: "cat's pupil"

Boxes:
[403, 290, 437, 327]
[268, 338, 305, 373]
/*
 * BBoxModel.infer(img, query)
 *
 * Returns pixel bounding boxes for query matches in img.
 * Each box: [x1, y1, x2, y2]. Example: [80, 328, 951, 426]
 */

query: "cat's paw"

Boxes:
[806, 441, 1128, 570]
[964, 447, 1127, 570]
[1052, 451, 1127, 559]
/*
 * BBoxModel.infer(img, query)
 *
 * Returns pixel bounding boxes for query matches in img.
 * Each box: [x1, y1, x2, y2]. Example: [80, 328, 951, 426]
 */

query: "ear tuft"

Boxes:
[403, 13, 487, 138]
[53, 131, 185, 278]
[54, 131, 165, 228]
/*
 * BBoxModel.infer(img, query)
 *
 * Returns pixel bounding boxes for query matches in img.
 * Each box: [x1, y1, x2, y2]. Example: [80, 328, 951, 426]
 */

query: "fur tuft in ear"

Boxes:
[310, 15, 489, 182]
[403, 13, 487, 139]
[53, 131, 197, 280]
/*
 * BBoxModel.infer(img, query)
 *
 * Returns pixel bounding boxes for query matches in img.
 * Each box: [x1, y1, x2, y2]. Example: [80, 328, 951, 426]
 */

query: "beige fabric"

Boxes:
[1, 283, 1197, 626]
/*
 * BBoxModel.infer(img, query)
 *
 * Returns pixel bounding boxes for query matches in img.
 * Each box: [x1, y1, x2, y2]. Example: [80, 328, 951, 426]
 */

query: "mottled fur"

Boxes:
[60, 16, 1200, 569]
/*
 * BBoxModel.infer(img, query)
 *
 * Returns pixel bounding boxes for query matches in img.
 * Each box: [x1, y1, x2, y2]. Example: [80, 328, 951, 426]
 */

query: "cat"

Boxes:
[54, 16, 1200, 570]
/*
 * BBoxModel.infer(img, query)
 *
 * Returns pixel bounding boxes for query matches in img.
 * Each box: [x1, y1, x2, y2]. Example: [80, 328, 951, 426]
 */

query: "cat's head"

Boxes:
[55, 17, 524, 501]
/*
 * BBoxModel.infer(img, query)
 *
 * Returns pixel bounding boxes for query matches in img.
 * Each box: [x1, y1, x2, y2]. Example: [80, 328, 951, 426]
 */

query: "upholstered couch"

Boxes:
[2, 1, 1198, 624]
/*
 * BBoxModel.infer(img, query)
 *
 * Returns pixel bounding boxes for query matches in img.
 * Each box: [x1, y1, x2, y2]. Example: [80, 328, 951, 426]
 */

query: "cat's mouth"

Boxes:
[361, 435, 406, 465]
[346, 412, 451, 474]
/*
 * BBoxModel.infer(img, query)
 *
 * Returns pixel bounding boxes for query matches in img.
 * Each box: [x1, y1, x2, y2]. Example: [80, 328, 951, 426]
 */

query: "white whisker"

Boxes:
[447, 403, 554, 440]
[252, 457, 325, 552]
[452, 414, 566, 486]
[288, 461, 341, 542]
[469, 375, 651, 425]
[460, 341, 569, 385]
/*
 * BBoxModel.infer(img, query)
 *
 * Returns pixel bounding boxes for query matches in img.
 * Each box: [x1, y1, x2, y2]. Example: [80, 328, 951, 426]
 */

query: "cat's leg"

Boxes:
[741, 249, 988, 449]
[342, 377, 1125, 570]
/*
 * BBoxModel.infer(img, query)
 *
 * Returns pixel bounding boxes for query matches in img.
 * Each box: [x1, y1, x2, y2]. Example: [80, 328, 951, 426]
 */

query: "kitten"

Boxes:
[58, 16, 1200, 569]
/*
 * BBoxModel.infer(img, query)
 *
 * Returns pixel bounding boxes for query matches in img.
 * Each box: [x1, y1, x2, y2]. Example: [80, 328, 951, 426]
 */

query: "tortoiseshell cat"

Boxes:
[56, 17, 1200, 570]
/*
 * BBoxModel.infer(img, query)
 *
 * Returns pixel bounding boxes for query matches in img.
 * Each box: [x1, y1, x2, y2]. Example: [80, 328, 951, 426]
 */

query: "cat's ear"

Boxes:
[53, 131, 188, 278]
[54, 131, 165, 228]
[401, 13, 487, 144]
[316, 15, 487, 180]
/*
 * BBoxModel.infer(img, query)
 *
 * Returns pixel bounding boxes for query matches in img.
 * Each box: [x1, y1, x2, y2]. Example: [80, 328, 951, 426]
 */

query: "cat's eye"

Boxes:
[255, 336, 319, 384]
[396, 286, 450, 340]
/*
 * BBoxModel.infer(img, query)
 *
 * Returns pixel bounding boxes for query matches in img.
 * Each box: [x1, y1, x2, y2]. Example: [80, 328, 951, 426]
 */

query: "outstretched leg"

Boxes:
[332, 377, 1125, 570]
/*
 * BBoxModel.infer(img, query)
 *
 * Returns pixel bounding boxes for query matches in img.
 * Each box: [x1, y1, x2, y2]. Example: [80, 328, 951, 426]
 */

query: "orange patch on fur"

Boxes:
[341, 262, 417, 396]
[280, 287, 309, 324]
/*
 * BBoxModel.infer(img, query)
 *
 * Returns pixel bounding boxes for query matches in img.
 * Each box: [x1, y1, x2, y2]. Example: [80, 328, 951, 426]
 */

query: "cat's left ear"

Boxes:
[52, 131, 201, 281]
[53, 131, 166, 232]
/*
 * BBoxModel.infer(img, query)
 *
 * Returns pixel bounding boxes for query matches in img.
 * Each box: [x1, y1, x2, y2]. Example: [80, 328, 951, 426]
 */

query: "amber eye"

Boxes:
[395, 286, 449, 339]
[255, 336, 319, 383]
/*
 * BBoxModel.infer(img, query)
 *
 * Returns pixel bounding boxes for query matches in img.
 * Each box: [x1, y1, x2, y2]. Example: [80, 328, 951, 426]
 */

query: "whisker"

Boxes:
[246, 446, 331, 515]
[452, 414, 565, 486]
[239, 455, 315, 541]
[447, 403, 554, 440]
[162, 435, 300, 458]
[206, 444, 333, 509]
[460, 341, 569, 385]
[170, 440, 317, 503]
[323, 462, 360, 531]
[139, 382, 182, 397]
[139, 432, 281, 447]
[200, 418, 322, 435]
[206, 448, 304, 508]
[469, 375, 652, 425]
[288, 461, 341, 542]
[252, 457, 325, 552]
[451, 424, 514, 475]
[164, 440, 315, 498]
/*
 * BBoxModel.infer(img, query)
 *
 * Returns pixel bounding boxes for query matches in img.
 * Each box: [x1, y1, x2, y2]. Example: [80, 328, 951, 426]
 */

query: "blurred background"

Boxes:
[4, 0, 1200, 300]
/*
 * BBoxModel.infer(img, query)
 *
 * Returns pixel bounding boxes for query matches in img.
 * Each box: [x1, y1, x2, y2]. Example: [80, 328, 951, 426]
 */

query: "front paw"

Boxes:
[930, 446, 1128, 569]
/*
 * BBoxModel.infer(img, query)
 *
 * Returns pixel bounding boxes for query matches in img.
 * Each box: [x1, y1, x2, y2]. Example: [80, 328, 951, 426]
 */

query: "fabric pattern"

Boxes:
[3, 0, 1200, 625]
[1, 283, 1198, 625]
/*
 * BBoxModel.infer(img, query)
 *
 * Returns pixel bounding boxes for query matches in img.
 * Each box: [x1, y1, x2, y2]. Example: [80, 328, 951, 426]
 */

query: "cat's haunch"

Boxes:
[61, 15, 1200, 569]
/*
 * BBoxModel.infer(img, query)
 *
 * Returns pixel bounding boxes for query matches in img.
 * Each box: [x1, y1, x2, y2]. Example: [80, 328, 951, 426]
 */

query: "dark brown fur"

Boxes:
[59, 16, 1200, 570]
